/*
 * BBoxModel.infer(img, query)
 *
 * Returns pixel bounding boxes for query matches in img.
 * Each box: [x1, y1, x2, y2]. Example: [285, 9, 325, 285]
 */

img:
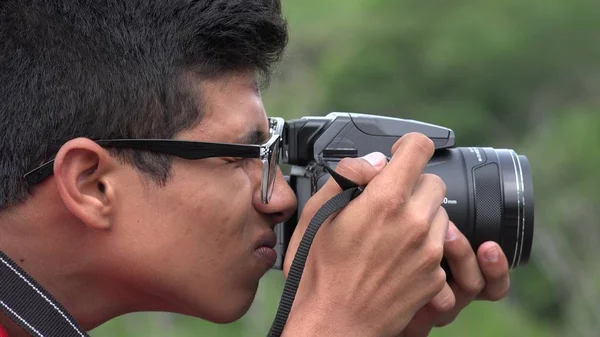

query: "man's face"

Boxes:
[107, 72, 297, 322]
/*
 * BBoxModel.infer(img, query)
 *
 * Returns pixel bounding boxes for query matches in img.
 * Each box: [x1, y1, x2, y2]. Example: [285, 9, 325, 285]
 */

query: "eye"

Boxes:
[224, 157, 244, 163]
[224, 157, 255, 168]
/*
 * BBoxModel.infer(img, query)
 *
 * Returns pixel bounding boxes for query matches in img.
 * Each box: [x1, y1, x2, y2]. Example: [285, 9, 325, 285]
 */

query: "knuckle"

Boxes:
[452, 242, 472, 261]
[437, 293, 456, 314]
[425, 244, 444, 266]
[463, 278, 486, 296]
[433, 174, 448, 195]
[408, 215, 430, 241]
[410, 226, 429, 244]
[436, 206, 449, 224]
[423, 173, 447, 198]
[407, 132, 435, 155]
[386, 188, 410, 208]
[376, 190, 409, 216]
[432, 268, 447, 291]
[336, 157, 363, 179]
[413, 213, 431, 234]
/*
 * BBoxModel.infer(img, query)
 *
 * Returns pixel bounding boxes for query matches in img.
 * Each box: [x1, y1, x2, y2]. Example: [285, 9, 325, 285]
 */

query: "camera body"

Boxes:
[273, 112, 534, 271]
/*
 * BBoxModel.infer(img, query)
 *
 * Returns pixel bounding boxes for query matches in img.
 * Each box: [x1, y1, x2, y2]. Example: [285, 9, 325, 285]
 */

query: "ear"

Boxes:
[53, 138, 118, 230]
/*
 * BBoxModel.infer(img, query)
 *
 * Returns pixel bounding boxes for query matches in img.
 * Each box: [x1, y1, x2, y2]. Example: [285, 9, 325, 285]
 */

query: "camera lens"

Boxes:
[424, 147, 534, 268]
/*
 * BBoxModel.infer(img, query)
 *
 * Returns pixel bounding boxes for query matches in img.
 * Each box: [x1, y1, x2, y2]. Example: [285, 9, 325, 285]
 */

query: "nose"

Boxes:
[253, 167, 297, 226]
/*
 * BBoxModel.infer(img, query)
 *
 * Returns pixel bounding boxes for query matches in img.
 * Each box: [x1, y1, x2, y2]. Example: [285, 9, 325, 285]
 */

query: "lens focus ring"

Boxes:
[473, 163, 503, 250]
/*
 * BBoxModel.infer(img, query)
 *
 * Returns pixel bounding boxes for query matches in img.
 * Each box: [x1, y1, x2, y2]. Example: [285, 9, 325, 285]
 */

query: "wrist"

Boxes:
[280, 300, 379, 337]
[281, 316, 367, 337]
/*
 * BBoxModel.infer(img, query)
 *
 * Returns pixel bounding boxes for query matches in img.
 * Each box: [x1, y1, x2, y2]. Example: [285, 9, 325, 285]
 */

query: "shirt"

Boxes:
[0, 323, 9, 337]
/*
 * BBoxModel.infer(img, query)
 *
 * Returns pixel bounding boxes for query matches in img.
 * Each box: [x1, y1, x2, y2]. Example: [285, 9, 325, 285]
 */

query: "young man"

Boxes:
[0, 1, 510, 336]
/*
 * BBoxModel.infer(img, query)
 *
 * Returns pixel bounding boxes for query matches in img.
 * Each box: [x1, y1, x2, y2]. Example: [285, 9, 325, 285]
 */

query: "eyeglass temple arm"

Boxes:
[24, 140, 262, 186]
[24, 160, 55, 186]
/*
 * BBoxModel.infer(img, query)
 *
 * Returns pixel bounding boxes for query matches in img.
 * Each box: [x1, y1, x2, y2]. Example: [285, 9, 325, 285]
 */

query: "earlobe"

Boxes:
[53, 138, 116, 231]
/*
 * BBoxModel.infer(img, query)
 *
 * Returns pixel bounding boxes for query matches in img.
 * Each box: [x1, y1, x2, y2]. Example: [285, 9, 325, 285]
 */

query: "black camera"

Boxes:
[272, 112, 534, 271]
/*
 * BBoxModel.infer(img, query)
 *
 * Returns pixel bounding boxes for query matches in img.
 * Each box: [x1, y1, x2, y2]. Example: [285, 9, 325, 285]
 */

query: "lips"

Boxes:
[255, 230, 277, 250]
[253, 231, 278, 268]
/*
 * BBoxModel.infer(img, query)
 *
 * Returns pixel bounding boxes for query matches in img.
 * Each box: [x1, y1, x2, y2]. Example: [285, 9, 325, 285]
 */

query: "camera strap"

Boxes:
[268, 165, 363, 337]
[0, 250, 89, 337]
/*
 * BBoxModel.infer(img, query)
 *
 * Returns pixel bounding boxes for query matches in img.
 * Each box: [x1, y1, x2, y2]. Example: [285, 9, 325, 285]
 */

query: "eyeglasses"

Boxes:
[23, 117, 285, 204]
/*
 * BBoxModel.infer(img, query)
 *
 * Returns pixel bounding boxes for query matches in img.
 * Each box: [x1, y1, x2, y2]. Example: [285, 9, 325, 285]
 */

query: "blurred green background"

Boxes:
[91, 0, 600, 336]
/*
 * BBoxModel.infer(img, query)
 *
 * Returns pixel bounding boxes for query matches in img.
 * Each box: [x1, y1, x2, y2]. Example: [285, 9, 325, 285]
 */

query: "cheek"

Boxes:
[107, 164, 260, 307]
[180, 164, 255, 235]
[209, 163, 256, 206]
[135, 161, 261, 261]
[127, 164, 255, 249]
[178, 162, 254, 203]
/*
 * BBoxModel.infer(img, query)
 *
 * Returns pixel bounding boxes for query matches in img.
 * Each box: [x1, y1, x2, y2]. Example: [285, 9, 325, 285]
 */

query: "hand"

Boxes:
[282, 133, 450, 337]
[399, 222, 511, 337]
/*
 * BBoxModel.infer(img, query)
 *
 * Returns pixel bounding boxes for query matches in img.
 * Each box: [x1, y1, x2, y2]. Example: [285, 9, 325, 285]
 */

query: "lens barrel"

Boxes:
[424, 147, 534, 268]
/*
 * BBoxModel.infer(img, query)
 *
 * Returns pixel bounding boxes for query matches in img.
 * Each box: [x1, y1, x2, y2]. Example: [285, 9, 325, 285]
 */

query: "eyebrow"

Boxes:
[236, 128, 269, 145]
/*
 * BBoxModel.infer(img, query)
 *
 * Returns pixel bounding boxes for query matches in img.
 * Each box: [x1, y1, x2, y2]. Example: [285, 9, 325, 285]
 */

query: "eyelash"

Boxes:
[225, 157, 250, 166]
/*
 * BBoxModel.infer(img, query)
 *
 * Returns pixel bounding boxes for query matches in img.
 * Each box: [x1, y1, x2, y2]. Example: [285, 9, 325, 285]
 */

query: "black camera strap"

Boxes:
[0, 250, 89, 337]
[268, 165, 363, 337]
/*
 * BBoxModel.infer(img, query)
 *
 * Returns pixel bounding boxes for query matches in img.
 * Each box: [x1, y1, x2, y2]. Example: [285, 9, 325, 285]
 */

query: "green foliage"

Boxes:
[93, 0, 600, 335]
[317, 0, 600, 145]
[428, 301, 557, 337]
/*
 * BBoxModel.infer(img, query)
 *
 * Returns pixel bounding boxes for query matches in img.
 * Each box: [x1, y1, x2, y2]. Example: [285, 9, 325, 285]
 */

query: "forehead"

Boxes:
[180, 73, 269, 143]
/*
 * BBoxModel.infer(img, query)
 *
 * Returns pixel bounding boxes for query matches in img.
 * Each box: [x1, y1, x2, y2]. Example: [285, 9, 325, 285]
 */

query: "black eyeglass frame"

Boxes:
[23, 117, 285, 204]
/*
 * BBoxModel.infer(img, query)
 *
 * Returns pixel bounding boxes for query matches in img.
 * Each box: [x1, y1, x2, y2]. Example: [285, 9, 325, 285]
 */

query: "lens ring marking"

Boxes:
[508, 150, 520, 269]
[514, 150, 526, 268]
[508, 150, 525, 269]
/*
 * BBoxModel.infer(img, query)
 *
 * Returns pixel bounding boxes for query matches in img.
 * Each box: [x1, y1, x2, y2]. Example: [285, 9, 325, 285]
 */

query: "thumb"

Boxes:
[313, 152, 388, 204]
[284, 152, 388, 276]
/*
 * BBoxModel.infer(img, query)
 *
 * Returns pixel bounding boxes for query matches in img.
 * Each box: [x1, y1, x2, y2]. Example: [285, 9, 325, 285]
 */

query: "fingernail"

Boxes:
[445, 225, 457, 241]
[485, 247, 499, 262]
[361, 152, 387, 167]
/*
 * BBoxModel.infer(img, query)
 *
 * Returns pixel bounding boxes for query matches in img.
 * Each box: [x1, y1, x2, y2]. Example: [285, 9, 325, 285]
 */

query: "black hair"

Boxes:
[0, 0, 288, 209]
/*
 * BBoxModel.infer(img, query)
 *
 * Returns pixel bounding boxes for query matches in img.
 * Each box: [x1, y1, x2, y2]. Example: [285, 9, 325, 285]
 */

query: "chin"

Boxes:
[203, 293, 257, 324]
[183, 283, 259, 324]
[211, 302, 254, 324]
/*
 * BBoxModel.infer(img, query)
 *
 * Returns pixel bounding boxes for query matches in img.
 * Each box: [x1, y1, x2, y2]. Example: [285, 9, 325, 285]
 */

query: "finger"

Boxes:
[428, 282, 456, 316]
[302, 152, 388, 218]
[400, 305, 436, 337]
[443, 222, 485, 297]
[428, 206, 450, 250]
[401, 285, 454, 337]
[475, 242, 510, 301]
[409, 173, 447, 222]
[434, 222, 485, 326]
[284, 153, 388, 275]
[375, 133, 435, 199]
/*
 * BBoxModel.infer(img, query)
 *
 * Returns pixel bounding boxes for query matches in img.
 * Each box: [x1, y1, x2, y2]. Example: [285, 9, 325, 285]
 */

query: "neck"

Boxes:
[0, 198, 136, 336]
